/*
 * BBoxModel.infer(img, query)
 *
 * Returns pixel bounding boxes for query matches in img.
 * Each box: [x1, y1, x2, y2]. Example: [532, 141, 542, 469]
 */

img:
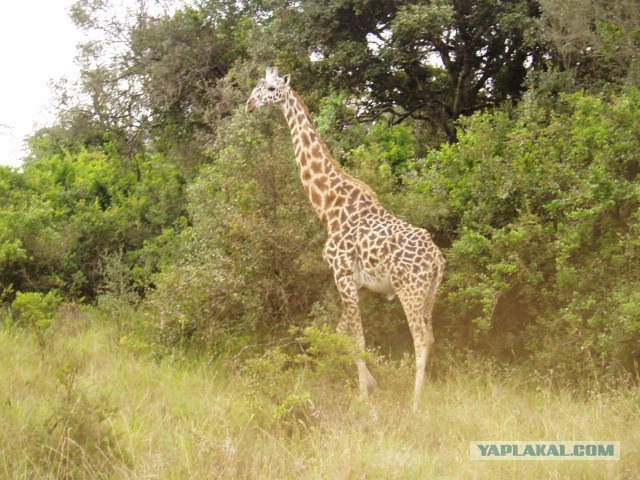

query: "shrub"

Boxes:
[241, 326, 361, 429]
[409, 89, 640, 381]
[11, 291, 63, 351]
[41, 355, 131, 477]
[145, 107, 330, 353]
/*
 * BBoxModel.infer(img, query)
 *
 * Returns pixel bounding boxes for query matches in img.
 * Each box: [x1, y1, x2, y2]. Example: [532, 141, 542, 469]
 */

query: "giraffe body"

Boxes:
[247, 68, 445, 408]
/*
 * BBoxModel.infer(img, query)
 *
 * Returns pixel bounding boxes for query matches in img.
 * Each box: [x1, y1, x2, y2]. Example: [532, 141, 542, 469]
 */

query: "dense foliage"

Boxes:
[414, 90, 640, 377]
[0, 148, 185, 298]
[268, 0, 545, 141]
[1, 0, 639, 384]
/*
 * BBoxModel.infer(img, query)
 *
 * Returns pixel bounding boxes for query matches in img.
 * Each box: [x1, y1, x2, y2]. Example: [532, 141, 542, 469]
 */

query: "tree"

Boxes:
[539, 0, 640, 89]
[269, 0, 544, 142]
[66, 0, 255, 166]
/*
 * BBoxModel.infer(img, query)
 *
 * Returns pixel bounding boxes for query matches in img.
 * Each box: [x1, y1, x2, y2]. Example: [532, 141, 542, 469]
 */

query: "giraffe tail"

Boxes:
[427, 261, 444, 303]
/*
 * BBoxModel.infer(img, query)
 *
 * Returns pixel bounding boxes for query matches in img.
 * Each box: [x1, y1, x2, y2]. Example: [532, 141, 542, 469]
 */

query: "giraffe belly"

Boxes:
[355, 267, 394, 296]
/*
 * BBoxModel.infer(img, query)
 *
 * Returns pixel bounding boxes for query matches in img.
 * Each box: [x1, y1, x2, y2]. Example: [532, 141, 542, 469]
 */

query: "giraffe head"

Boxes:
[245, 67, 291, 113]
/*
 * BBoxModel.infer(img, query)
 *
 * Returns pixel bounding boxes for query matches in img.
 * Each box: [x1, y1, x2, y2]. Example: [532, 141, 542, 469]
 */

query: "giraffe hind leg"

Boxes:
[397, 285, 436, 411]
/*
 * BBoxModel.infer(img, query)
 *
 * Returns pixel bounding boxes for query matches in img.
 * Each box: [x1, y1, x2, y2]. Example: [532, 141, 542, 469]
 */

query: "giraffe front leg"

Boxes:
[397, 287, 435, 412]
[335, 275, 378, 397]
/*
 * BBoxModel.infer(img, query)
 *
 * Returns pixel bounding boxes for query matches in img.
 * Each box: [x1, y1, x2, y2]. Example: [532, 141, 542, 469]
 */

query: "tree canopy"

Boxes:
[270, 0, 545, 141]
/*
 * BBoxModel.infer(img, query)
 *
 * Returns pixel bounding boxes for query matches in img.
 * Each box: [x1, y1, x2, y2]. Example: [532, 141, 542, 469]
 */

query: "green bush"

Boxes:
[0, 148, 186, 299]
[409, 89, 640, 380]
[145, 107, 330, 353]
[11, 291, 63, 350]
[241, 325, 359, 430]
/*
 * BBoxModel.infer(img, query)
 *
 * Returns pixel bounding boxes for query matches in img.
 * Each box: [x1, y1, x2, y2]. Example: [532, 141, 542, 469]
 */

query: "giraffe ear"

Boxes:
[282, 74, 291, 85]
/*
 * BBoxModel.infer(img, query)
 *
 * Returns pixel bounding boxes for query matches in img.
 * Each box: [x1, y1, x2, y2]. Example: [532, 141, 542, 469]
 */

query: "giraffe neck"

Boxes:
[281, 88, 377, 226]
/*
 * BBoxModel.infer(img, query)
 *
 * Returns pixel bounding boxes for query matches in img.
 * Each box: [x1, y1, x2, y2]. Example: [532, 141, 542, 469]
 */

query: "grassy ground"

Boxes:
[1, 308, 638, 479]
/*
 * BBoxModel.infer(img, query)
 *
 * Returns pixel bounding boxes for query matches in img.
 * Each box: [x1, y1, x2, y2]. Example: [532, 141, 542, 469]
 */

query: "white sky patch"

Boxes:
[0, 0, 84, 168]
[366, 26, 391, 55]
[0, 0, 187, 168]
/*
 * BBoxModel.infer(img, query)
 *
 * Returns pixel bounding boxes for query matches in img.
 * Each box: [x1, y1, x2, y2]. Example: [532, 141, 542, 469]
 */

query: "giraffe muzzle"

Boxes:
[246, 98, 257, 113]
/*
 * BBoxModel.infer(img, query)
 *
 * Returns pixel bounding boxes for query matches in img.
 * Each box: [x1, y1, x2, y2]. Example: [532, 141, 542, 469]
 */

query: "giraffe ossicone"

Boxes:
[246, 67, 445, 410]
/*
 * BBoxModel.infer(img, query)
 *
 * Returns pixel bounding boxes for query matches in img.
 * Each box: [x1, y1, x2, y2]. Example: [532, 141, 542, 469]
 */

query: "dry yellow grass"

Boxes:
[1, 313, 638, 479]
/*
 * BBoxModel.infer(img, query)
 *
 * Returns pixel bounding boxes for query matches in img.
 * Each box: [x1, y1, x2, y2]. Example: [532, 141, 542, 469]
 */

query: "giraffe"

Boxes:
[246, 67, 445, 409]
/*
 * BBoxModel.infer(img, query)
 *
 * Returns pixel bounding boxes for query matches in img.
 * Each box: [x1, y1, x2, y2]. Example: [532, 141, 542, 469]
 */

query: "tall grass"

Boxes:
[1, 308, 638, 479]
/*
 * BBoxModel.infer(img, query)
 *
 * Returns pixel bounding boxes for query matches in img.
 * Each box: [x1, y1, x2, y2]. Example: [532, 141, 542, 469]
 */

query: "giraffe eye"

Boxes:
[267, 86, 276, 92]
